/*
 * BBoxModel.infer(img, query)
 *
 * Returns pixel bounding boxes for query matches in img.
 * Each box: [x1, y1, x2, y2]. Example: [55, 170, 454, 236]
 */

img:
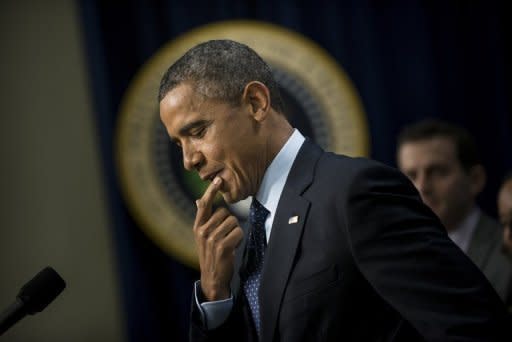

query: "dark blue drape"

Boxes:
[79, 1, 511, 340]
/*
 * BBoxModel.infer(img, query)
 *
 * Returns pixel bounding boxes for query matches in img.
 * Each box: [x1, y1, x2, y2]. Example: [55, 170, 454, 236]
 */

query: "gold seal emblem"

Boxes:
[116, 20, 369, 269]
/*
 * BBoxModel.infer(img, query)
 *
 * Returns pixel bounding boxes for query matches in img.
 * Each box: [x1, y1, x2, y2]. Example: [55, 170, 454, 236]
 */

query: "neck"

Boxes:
[264, 114, 294, 167]
[444, 204, 475, 232]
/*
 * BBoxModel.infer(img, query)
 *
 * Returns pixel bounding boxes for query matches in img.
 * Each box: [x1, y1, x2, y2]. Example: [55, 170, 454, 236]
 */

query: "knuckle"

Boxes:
[227, 215, 238, 226]
[211, 207, 222, 217]
[198, 229, 207, 239]
[216, 243, 226, 255]
[207, 235, 216, 246]
[235, 227, 244, 239]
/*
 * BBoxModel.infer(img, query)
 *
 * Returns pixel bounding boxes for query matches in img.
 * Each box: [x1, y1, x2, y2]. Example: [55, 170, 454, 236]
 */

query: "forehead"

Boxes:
[159, 84, 206, 130]
[160, 83, 201, 115]
[398, 137, 458, 167]
[499, 181, 512, 207]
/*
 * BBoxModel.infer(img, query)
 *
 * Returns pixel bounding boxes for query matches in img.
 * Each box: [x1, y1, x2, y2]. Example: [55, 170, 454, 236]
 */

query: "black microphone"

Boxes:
[0, 267, 66, 335]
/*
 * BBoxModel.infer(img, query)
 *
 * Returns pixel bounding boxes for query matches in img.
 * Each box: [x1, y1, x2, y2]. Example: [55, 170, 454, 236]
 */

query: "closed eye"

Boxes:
[178, 119, 211, 140]
[190, 126, 207, 138]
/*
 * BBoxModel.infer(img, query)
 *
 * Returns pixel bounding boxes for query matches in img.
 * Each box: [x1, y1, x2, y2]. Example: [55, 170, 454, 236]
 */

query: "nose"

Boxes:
[182, 143, 203, 172]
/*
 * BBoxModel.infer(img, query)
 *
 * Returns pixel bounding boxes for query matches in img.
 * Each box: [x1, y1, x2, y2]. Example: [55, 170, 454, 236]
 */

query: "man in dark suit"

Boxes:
[158, 40, 510, 341]
[397, 120, 512, 306]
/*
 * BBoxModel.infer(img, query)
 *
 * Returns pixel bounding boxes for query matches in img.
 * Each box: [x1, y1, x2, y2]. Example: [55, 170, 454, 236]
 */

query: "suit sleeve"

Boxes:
[189, 285, 252, 342]
[342, 163, 511, 341]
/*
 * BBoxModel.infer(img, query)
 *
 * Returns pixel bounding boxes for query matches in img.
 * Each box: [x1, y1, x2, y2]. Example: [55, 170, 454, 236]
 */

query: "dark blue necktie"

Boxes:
[243, 198, 269, 336]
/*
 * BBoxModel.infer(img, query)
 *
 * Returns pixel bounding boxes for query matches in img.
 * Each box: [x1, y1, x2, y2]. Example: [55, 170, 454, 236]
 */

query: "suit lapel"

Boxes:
[466, 214, 495, 268]
[259, 140, 322, 342]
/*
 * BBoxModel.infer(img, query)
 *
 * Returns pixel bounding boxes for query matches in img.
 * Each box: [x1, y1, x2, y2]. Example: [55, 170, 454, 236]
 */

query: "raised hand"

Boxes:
[194, 177, 244, 301]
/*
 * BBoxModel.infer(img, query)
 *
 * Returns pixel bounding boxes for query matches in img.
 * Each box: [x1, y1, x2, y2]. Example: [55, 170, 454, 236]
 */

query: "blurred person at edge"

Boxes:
[397, 119, 512, 308]
[498, 173, 512, 259]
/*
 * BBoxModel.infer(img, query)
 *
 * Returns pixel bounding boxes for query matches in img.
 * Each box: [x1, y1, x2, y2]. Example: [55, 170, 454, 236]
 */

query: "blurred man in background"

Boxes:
[397, 119, 512, 305]
[498, 173, 512, 259]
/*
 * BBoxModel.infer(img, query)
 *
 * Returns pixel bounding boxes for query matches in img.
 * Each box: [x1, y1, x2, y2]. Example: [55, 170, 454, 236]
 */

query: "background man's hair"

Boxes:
[397, 118, 481, 171]
[501, 171, 512, 186]
[158, 39, 284, 112]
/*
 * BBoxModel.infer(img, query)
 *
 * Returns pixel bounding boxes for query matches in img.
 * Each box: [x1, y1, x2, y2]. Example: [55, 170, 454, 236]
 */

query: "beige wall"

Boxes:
[0, 1, 125, 341]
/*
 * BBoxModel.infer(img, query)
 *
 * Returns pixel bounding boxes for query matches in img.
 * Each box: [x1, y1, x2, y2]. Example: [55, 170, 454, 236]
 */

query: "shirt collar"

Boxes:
[447, 206, 481, 252]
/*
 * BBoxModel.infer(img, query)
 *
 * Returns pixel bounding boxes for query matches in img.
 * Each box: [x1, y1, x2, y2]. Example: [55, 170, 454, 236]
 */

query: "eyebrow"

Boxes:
[170, 119, 210, 144]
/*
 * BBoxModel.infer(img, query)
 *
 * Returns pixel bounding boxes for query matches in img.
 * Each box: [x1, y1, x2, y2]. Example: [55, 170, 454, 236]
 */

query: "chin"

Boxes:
[222, 190, 247, 204]
[221, 192, 236, 204]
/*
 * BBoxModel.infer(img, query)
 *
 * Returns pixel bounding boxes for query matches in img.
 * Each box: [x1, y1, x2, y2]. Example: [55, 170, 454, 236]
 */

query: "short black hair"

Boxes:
[397, 119, 481, 171]
[501, 171, 512, 186]
[158, 39, 284, 113]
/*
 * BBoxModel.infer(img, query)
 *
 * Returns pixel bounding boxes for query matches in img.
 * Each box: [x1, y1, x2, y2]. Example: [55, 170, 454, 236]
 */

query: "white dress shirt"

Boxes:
[447, 206, 480, 253]
[195, 129, 305, 329]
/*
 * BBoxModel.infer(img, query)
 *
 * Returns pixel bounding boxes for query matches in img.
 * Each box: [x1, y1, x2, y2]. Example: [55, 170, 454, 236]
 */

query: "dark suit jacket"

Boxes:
[467, 213, 512, 307]
[190, 140, 510, 341]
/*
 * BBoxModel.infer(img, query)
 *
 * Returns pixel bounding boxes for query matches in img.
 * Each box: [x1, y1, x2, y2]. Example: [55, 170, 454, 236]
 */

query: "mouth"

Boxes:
[200, 170, 221, 183]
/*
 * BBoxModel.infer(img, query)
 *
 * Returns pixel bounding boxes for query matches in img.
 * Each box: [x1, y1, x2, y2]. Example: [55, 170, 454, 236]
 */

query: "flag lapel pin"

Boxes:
[288, 216, 299, 224]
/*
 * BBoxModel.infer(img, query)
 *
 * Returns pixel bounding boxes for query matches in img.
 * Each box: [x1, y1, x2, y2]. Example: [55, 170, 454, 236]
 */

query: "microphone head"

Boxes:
[17, 267, 66, 314]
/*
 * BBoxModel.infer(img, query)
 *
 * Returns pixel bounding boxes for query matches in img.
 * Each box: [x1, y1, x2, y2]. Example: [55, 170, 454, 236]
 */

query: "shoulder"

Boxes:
[315, 150, 415, 194]
[294, 140, 420, 201]
[472, 212, 506, 249]
[477, 213, 503, 235]
[474, 212, 509, 257]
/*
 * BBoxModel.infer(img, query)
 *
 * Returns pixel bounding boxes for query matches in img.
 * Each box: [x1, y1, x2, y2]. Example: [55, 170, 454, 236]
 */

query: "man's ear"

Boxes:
[241, 81, 271, 122]
[468, 164, 486, 197]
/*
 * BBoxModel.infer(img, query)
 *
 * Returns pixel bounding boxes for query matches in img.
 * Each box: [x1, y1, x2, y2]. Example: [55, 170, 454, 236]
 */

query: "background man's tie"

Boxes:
[243, 198, 269, 336]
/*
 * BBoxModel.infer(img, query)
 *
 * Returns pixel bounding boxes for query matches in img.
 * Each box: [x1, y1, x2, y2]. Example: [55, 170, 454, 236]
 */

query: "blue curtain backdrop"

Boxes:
[79, 1, 511, 340]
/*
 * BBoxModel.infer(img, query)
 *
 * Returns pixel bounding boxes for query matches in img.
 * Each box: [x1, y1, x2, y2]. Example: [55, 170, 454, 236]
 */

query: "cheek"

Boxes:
[204, 142, 221, 158]
[201, 141, 226, 166]
[441, 181, 472, 208]
[439, 176, 465, 194]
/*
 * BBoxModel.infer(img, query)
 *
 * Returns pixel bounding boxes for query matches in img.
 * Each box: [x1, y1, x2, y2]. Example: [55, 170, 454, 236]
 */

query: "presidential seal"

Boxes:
[116, 20, 369, 269]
